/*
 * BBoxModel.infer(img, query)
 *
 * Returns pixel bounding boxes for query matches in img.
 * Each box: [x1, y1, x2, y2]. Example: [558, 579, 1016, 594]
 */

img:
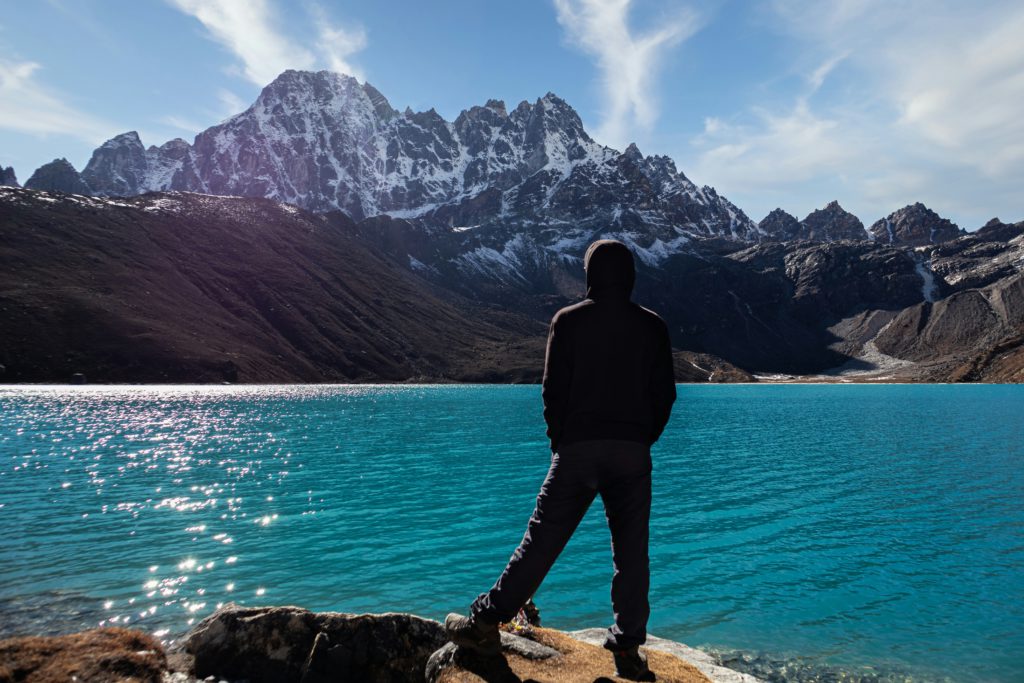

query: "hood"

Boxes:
[584, 239, 635, 300]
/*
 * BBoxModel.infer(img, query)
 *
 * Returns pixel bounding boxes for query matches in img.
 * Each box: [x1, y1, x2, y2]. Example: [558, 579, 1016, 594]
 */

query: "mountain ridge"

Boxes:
[17, 69, 991, 263]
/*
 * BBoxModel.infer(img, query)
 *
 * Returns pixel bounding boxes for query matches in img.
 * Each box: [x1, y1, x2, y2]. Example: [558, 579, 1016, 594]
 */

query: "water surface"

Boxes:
[1, 384, 1021, 682]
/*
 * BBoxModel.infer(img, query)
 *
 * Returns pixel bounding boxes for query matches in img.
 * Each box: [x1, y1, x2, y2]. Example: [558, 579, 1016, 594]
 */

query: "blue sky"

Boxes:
[1, 0, 1022, 229]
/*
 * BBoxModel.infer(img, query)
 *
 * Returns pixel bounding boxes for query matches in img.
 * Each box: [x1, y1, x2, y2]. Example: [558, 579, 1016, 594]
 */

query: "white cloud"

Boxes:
[553, 0, 700, 149]
[889, 7, 1024, 174]
[168, 0, 367, 86]
[168, 0, 316, 85]
[691, 1, 1024, 227]
[311, 5, 367, 81]
[696, 102, 854, 185]
[0, 59, 114, 142]
[807, 53, 847, 94]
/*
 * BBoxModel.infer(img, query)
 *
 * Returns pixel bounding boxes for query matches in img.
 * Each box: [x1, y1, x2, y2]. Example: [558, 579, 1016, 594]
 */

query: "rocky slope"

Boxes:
[868, 202, 963, 246]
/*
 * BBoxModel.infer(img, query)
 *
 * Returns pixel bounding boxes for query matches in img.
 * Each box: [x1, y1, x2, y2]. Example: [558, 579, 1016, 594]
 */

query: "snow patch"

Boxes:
[914, 258, 939, 303]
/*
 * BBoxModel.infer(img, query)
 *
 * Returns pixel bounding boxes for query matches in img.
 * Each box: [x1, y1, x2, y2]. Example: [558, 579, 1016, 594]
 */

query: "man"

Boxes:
[446, 239, 677, 681]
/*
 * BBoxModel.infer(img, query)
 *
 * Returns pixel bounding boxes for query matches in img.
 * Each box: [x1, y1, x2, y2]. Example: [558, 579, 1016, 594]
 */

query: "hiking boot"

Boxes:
[444, 612, 501, 656]
[613, 646, 656, 681]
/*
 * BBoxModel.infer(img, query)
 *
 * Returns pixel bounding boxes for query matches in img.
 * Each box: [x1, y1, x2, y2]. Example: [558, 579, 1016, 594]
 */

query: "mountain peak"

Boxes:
[1, 163, 18, 188]
[484, 99, 507, 117]
[255, 69, 396, 120]
[868, 203, 961, 246]
[801, 201, 867, 241]
[101, 131, 144, 149]
[25, 158, 91, 195]
[757, 209, 802, 242]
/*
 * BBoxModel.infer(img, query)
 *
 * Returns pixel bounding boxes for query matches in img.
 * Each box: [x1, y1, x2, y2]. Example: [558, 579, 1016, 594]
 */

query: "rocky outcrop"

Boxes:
[2, 605, 757, 683]
[868, 202, 961, 246]
[928, 222, 1024, 292]
[427, 627, 713, 683]
[0, 164, 17, 187]
[23, 158, 90, 195]
[798, 201, 868, 241]
[975, 217, 1024, 243]
[0, 627, 166, 682]
[757, 208, 802, 242]
[572, 629, 760, 683]
[180, 605, 446, 682]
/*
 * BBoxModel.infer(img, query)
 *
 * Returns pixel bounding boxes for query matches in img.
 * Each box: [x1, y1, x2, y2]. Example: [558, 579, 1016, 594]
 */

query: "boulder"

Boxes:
[181, 604, 446, 683]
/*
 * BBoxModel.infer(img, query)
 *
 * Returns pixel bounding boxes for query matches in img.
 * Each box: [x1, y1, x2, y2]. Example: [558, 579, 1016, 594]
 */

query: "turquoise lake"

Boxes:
[1, 384, 1022, 682]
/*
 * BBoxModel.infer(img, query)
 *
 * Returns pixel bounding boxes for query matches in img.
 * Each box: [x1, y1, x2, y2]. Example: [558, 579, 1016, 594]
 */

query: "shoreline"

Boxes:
[0, 602, 960, 683]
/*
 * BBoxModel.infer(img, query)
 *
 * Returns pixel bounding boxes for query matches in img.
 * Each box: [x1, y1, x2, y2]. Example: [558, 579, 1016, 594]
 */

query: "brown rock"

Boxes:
[0, 627, 165, 683]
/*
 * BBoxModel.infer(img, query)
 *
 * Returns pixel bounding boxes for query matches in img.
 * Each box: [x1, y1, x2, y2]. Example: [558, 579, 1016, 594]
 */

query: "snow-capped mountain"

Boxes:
[78, 70, 758, 261]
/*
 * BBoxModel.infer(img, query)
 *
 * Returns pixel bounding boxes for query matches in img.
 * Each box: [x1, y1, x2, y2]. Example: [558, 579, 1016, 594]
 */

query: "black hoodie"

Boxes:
[541, 240, 676, 452]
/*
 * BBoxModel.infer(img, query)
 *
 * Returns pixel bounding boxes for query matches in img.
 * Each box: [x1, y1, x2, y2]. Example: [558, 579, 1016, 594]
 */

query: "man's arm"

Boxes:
[541, 314, 571, 452]
[649, 321, 676, 445]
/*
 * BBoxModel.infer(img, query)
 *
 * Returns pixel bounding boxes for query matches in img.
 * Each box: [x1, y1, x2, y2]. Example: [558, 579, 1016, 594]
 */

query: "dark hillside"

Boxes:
[0, 188, 545, 383]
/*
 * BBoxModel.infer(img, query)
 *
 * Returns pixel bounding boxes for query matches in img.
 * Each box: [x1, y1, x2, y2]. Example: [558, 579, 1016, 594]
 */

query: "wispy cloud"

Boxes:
[311, 5, 367, 81]
[158, 114, 207, 133]
[692, 1, 1024, 226]
[168, 0, 367, 86]
[168, 0, 316, 85]
[0, 59, 114, 142]
[217, 88, 248, 118]
[772, 0, 1024, 174]
[553, 0, 700, 149]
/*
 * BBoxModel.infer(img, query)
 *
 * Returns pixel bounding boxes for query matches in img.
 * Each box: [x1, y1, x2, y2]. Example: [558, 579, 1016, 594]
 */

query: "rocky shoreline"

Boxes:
[0, 603, 758, 683]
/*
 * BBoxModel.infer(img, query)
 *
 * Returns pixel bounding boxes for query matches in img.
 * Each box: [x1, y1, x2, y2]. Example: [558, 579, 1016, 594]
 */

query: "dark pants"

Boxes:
[470, 438, 652, 650]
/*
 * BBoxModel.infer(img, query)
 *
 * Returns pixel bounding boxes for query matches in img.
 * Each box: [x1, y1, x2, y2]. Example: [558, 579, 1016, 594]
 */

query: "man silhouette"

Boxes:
[446, 240, 676, 681]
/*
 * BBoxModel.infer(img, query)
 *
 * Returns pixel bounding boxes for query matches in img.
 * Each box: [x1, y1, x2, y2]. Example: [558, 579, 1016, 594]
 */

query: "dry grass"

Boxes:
[0, 627, 166, 683]
[438, 627, 711, 683]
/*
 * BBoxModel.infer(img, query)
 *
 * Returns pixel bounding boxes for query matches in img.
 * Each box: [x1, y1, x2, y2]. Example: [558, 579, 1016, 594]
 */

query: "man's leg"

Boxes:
[599, 441, 652, 651]
[470, 449, 598, 623]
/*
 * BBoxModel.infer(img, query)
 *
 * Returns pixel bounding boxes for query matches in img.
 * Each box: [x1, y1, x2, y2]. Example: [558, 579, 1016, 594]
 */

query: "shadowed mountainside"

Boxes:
[0, 188, 548, 383]
[1, 187, 1022, 383]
